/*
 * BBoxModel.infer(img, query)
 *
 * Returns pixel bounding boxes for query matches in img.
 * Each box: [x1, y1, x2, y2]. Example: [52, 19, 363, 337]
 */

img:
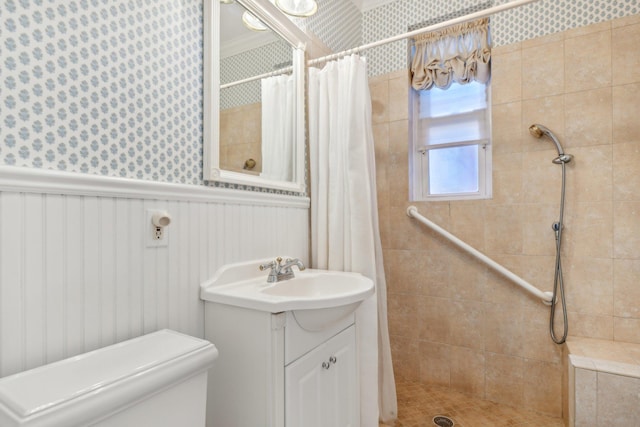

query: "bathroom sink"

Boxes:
[200, 259, 374, 330]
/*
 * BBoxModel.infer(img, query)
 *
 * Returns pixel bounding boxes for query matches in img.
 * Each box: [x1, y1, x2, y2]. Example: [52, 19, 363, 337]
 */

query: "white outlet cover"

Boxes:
[146, 209, 169, 248]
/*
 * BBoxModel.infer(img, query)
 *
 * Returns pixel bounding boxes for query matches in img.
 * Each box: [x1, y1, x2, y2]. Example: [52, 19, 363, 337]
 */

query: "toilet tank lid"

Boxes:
[0, 329, 217, 419]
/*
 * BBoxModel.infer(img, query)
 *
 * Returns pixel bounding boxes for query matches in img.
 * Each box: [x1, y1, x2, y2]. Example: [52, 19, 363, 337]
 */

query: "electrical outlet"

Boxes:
[146, 209, 169, 247]
[153, 226, 163, 240]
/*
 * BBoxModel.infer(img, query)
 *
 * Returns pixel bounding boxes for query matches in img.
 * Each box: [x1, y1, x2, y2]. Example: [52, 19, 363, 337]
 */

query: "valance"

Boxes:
[410, 18, 491, 90]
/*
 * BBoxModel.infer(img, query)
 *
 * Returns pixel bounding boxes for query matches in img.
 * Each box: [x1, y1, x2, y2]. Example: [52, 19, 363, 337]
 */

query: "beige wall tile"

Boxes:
[613, 83, 640, 144]
[613, 201, 640, 258]
[522, 203, 559, 256]
[389, 119, 409, 156]
[564, 87, 612, 148]
[614, 259, 640, 318]
[492, 102, 523, 155]
[388, 75, 409, 121]
[614, 317, 640, 344]
[566, 312, 614, 340]
[418, 341, 451, 387]
[564, 21, 611, 39]
[565, 145, 613, 205]
[613, 142, 640, 201]
[387, 292, 420, 339]
[612, 13, 640, 28]
[523, 359, 563, 416]
[490, 163, 524, 205]
[484, 205, 523, 255]
[417, 243, 452, 299]
[386, 249, 423, 294]
[522, 41, 565, 99]
[492, 42, 521, 55]
[485, 353, 524, 407]
[521, 31, 564, 50]
[370, 79, 389, 124]
[565, 29, 612, 92]
[450, 202, 485, 252]
[389, 334, 420, 380]
[596, 372, 640, 424]
[612, 23, 640, 85]
[565, 257, 614, 317]
[491, 48, 523, 104]
[449, 299, 484, 351]
[574, 368, 598, 427]
[450, 346, 485, 397]
[417, 296, 451, 343]
[563, 202, 613, 259]
[484, 302, 524, 357]
[521, 301, 564, 363]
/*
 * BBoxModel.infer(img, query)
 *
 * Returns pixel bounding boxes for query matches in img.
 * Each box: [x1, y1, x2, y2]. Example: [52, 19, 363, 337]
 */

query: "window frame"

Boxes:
[409, 81, 493, 202]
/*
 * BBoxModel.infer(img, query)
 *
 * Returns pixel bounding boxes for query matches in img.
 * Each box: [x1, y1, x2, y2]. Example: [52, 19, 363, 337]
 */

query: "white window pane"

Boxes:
[419, 81, 487, 118]
[428, 145, 479, 195]
[425, 113, 486, 145]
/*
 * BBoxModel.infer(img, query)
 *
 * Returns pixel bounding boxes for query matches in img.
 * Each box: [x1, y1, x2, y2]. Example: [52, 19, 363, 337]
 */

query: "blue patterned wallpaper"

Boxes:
[1, 0, 203, 184]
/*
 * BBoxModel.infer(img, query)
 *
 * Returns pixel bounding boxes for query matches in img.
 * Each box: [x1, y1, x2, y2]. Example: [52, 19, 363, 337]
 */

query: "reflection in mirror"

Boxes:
[204, 0, 308, 193]
[219, 2, 293, 178]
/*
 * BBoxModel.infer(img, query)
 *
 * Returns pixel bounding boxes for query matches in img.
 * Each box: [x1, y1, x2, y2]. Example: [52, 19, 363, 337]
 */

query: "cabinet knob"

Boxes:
[322, 361, 331, 370]
[329, 356, 337, 364]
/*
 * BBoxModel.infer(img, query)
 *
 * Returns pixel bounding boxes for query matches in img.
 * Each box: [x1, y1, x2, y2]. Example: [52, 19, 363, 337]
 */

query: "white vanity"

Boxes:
[200, 258, 374, 427]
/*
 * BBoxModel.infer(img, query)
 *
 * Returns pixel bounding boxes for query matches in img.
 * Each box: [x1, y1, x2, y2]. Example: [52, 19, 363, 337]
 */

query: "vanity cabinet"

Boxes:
[285, 325, 358, 427]
[203, 302, 359, 427]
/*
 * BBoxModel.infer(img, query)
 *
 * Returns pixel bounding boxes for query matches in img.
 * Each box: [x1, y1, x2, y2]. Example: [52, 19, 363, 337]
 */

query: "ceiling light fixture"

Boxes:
[275, 0, 317, 17]
[221, 0, 318, 32]
[241, 11, 268, 31]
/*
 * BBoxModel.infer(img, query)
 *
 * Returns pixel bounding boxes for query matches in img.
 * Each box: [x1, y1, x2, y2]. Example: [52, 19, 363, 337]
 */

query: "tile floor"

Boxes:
[381, 377, 565, 427]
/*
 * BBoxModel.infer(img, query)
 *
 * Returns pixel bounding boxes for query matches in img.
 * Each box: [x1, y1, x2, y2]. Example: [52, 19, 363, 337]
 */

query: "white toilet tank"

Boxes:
[0, 329, 218, 427]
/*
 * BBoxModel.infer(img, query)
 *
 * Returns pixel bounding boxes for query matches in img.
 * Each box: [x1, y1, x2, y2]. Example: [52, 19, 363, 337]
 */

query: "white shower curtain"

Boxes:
[308, 55, 397, 425]
[261, 74, 295, 181]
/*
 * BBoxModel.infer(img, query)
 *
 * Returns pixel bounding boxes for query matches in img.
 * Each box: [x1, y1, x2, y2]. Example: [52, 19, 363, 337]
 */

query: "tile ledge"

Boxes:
[566, 336, 640, 379]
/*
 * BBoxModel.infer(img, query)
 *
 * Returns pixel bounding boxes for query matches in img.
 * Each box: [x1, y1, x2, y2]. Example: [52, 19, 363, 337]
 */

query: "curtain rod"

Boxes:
[307, 0, 540, 66]
[220, 65, 293, 90]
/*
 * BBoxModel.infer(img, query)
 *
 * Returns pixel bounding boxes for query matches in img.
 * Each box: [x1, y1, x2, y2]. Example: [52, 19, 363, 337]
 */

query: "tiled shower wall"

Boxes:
[372, 14, 640, 417]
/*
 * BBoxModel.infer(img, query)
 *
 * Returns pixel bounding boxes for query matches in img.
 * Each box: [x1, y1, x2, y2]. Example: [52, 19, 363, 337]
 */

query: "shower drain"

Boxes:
[432, 415, 455, 427]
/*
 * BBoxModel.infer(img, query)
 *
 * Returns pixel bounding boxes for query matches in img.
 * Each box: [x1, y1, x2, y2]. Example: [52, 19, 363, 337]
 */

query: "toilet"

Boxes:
[0, 329, 218, 427]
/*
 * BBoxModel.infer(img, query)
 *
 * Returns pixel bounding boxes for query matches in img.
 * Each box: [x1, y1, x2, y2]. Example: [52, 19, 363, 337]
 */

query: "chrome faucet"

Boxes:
[259, 257, 306, 283]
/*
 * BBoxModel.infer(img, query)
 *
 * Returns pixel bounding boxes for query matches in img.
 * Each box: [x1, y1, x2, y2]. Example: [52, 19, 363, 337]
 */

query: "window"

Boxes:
[410, 79, 492, 201]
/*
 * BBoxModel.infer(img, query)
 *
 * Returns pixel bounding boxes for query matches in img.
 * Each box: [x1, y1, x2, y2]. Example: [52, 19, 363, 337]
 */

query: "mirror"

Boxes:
[204, 0, 309, 192]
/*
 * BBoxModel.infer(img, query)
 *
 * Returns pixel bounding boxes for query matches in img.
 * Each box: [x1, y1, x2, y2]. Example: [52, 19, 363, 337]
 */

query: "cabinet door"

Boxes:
[285, 326, 358, 427]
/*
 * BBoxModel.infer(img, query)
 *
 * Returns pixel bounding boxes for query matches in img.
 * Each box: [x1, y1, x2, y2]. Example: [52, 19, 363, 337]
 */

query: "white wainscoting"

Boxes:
[0, 167, 309, 378]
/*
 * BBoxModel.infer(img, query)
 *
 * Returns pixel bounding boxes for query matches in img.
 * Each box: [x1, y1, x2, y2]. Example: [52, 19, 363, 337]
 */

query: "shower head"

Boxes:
[528, 124, 573, 164]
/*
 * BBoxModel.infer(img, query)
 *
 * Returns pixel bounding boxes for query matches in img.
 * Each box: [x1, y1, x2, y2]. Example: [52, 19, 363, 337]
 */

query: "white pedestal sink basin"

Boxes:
[200, 258, 374, 330]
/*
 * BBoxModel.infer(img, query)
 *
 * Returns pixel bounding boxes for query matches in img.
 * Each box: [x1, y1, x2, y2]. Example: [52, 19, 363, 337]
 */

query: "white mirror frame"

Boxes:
[204, 0, 309, 193]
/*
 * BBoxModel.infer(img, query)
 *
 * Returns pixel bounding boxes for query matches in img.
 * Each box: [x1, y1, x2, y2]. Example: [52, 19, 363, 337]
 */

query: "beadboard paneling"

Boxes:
[0, 173, 309, 378]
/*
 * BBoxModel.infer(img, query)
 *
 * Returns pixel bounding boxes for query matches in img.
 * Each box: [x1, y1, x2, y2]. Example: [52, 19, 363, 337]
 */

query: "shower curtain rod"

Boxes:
[220, 65, 293, 90]
[307, 0, 540, 66]
[407, 206, 554, 304]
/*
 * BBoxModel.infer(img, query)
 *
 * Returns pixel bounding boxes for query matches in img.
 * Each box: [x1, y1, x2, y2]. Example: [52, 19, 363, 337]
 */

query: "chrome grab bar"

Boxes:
[406, 206, 553, 304]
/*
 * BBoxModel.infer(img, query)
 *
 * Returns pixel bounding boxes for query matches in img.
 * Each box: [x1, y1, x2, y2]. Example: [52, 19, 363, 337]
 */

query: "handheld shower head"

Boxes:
[528, 124, 572, 164]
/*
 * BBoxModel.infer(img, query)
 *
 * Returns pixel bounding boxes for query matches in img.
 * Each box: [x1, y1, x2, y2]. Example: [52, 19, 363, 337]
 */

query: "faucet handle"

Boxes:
[259, 260, 277, 271]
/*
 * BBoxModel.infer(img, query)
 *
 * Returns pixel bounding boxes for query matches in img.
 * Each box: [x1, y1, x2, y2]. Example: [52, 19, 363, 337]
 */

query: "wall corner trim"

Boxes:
[0, 166, 310, 208]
